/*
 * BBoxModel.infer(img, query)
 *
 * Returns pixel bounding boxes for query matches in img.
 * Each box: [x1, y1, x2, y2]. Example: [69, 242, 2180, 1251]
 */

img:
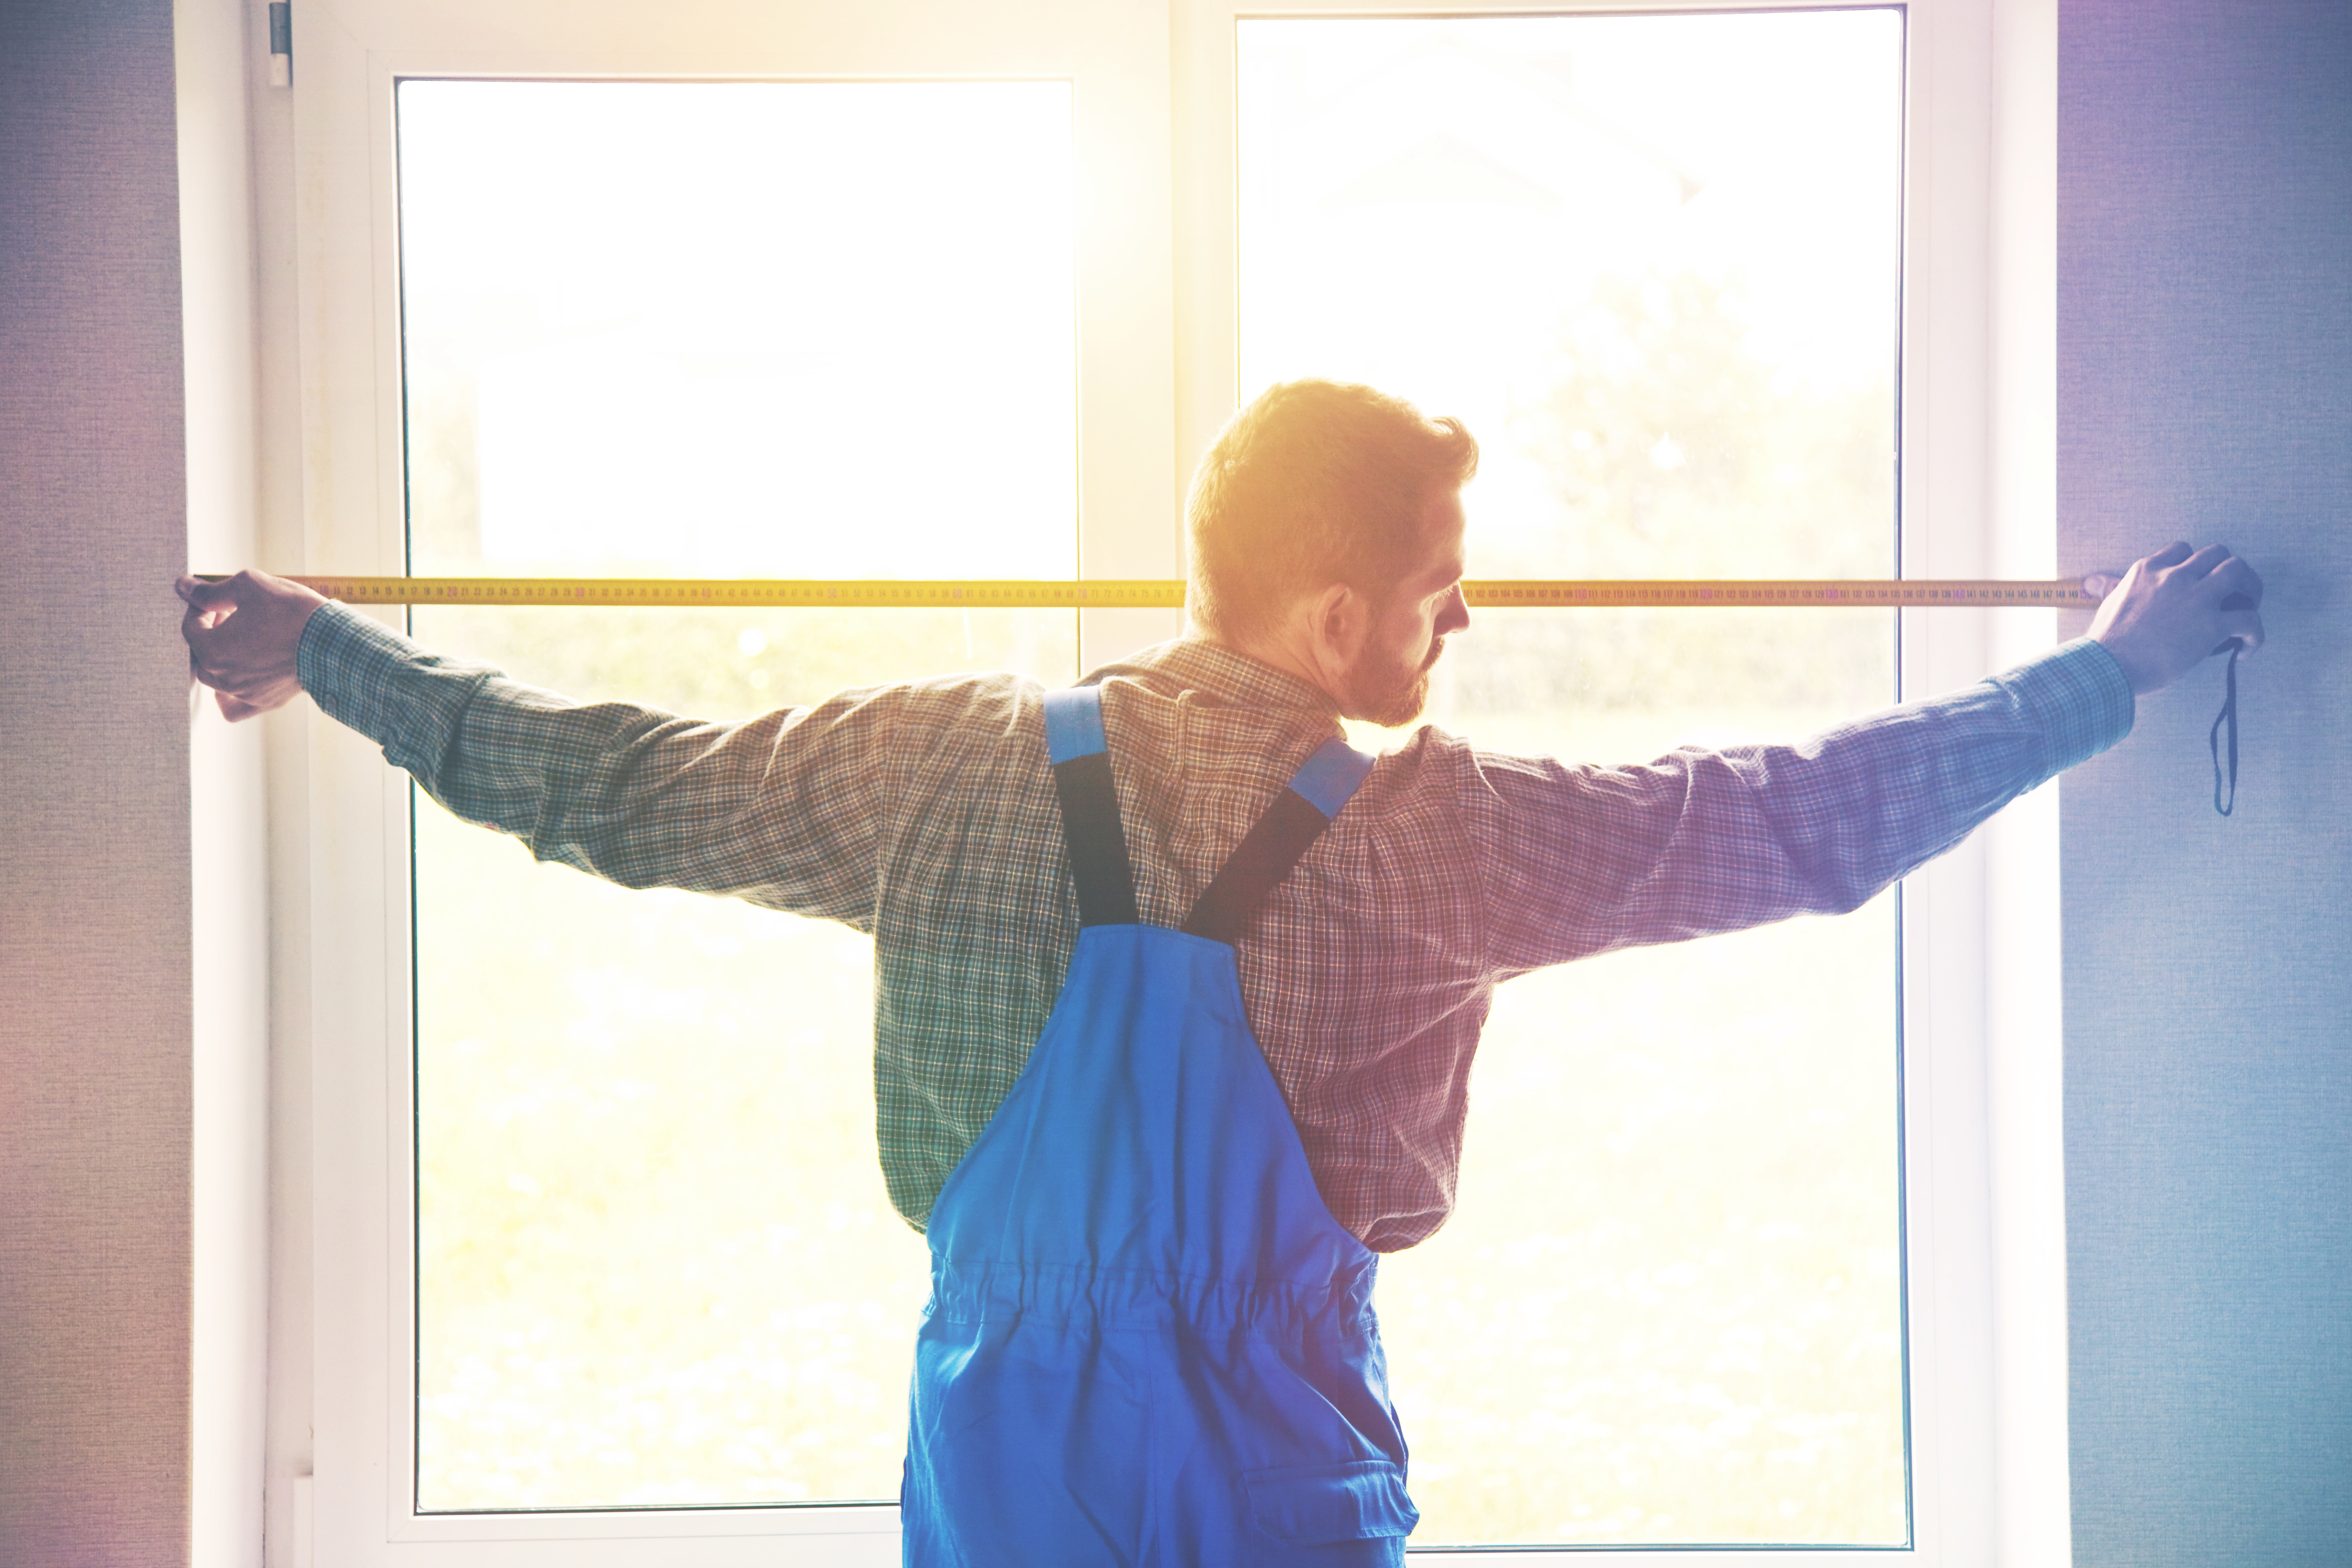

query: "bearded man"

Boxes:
[181, 377, 2261, 1567]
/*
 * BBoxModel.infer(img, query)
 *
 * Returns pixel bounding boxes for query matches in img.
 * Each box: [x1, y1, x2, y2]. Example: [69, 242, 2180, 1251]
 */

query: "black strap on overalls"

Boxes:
[1043, 686, 1373, 941]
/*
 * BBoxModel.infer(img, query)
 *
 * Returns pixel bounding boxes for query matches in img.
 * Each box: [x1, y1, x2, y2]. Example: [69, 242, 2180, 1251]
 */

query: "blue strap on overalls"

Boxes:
[904, 685, 1413, 1566]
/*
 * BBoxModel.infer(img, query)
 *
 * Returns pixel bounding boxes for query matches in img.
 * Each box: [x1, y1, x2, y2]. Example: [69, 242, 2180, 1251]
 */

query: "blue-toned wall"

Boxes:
[2058, 2, 2352, 1560]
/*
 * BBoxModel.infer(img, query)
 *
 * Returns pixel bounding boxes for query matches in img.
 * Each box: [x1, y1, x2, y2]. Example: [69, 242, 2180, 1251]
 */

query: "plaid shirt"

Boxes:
[301, 605, 2133, 1251]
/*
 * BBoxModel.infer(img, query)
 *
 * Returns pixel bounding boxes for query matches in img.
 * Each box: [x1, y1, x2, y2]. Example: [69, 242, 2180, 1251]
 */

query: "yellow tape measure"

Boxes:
[232, 576, 2098, 609]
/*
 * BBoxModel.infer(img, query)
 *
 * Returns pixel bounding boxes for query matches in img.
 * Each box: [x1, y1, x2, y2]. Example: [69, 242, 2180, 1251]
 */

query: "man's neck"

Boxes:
[1180, 624, 1342, 708]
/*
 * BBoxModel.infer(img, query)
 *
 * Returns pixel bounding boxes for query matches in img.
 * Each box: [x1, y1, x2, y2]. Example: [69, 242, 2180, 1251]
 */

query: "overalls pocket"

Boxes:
[1240, 1459, 1419, 1545]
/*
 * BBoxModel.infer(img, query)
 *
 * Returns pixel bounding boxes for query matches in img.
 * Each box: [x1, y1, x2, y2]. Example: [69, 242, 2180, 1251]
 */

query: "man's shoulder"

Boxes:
[850, 667, 1049, 759]
[891, 667, 1048, 705]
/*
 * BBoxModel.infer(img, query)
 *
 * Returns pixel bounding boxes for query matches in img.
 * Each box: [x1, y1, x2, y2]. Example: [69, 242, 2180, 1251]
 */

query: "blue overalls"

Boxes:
[902, 685, 1419, 1566]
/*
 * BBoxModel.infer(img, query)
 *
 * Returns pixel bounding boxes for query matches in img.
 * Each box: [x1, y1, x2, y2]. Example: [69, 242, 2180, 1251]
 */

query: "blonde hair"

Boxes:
[1185, 379, 1478, 641]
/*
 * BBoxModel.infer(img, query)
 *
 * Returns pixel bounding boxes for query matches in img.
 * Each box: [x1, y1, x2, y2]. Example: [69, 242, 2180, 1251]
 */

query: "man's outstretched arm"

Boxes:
[1467, 542, 2263, 973]
[178, 568, 898, 923]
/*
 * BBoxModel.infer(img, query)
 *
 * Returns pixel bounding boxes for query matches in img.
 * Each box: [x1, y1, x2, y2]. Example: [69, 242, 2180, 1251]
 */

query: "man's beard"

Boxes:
[1345, 637, 1446, 727]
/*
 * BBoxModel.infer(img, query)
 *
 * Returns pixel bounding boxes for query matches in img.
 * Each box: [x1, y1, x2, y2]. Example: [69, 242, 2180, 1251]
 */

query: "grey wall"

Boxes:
[0, 0, 195, 1563]
[2059, 1, 2352, 1561]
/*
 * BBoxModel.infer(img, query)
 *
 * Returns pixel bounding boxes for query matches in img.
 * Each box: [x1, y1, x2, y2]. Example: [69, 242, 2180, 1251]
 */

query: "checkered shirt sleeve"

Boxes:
[1465, 640, 2135, 973]
[298, 601, 2134, 1250]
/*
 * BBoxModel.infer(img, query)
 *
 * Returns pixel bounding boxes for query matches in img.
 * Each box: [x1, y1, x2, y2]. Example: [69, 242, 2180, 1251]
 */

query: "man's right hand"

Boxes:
[178, 568, 331, 721]
[2084, 543, 2265, 698]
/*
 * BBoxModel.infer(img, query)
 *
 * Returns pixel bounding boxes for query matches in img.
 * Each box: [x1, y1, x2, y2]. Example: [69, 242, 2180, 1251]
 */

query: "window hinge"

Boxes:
[268, 2, 291, 88]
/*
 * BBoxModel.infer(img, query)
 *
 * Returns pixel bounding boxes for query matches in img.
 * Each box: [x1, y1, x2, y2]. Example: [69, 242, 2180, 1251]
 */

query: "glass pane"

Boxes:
[397, 79, 1079, 1511]
[400, 78, 1074, 580]
[1239, 10, 1907, 1547]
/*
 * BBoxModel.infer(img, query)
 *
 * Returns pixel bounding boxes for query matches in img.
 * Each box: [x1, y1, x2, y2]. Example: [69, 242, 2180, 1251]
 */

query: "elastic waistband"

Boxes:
[925, 1258, 1378, 1344]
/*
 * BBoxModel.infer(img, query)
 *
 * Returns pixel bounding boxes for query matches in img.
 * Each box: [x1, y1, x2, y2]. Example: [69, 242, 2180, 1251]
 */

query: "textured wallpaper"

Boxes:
[0, 1, 195, 1563]
[2059, 1, 2352, 1560]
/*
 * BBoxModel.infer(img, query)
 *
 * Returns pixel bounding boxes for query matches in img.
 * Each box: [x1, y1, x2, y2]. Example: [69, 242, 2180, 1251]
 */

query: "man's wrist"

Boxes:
[297, 603, 525, 796]
[2088, 628, 2158, 697]
[294, 598, 372, 697]
[2009, 637, 2136, 773]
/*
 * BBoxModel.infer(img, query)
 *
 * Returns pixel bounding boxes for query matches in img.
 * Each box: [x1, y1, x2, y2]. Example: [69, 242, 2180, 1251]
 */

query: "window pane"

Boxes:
[1238, 11, 1907, 1547]
[397, 79, 1079, 1512]
[400, 78, 1076, 580]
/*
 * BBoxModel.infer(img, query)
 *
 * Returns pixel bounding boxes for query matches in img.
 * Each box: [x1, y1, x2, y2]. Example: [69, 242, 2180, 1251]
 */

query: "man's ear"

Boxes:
[1304, 581, 1367, 679]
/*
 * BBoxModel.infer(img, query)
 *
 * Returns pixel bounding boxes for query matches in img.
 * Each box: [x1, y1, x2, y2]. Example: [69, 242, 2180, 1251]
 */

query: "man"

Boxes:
[183, 379, 2262, 1565]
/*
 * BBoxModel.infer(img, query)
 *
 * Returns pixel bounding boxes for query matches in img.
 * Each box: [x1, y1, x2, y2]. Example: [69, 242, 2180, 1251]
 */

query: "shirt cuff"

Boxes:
[296, 599, 500, 781]
[1995, 636, 2136, 776]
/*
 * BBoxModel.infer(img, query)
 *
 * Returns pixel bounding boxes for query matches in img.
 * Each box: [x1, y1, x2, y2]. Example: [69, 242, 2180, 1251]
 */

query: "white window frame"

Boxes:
[248, 0, 2067, 1563]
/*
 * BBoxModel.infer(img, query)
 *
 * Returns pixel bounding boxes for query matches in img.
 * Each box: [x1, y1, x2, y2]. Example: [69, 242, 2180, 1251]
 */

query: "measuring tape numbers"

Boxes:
[230, 576, 2101, 609]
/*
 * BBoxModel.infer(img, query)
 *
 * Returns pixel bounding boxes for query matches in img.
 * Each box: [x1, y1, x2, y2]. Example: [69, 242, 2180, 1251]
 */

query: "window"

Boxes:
[1229, 12, 1907, 1545]
[399, 77, 1078, 1513]
[278, 0, 2056, 1561]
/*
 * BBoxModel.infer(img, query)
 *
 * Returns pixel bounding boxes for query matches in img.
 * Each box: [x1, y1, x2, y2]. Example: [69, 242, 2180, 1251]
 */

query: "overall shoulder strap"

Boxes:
[1182, 738, 1376, 945]
[1043, 686, 1139, 927]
